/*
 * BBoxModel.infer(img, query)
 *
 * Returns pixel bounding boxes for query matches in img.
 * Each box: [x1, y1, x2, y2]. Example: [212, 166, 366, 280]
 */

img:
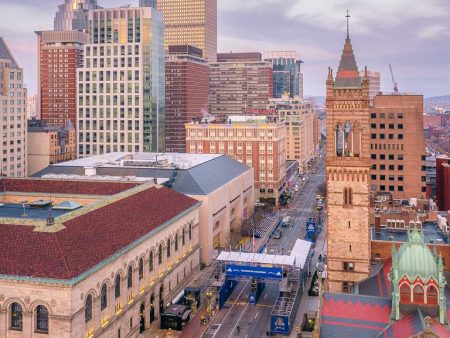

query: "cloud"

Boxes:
[418, 25, 450, 39]
[0, 3, 54, 34]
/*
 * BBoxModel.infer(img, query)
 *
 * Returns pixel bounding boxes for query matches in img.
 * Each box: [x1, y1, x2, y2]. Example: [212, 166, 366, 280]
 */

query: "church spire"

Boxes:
[334, 11, 361, 88]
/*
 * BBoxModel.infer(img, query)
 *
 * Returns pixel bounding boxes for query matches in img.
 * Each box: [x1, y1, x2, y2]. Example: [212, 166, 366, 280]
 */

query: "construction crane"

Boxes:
[389, 64, 399, 93]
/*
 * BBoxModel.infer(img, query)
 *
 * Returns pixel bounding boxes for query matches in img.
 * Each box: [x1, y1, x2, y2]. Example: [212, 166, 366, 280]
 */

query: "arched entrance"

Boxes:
[159, 284, 164, 316]
[139, 302, 145, 333]
[150, 293, 155, 323]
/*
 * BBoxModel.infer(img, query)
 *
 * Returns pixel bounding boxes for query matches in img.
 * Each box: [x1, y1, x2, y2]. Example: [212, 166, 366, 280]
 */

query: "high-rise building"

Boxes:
[27, 119, 76, 175]
[370, 94, 427, 199]
[186, 116, 286, 205]
[36, 30, 88, 128]
[77, 7, 165, 157]
[264, 51, 303, 98]
[210, 52, 273, 116]
[268, 95, 315, 171]
[26, 94, 37, 119]
[165, 45, 209, 153]
[326, 27, 371, 293]
[0, 37, 27, 177]
[156, 0, 217, 62]
[54, 0, 99, 31]
[359, 69, 380, 102]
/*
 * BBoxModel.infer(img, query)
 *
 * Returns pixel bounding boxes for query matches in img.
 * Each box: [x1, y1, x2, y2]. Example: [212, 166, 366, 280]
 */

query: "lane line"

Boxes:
[227, 302, 249, 338]
[254, 312, 259, 319]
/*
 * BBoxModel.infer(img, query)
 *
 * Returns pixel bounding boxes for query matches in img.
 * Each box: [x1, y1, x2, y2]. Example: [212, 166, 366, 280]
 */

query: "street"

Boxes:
[201, 152, 326, 338]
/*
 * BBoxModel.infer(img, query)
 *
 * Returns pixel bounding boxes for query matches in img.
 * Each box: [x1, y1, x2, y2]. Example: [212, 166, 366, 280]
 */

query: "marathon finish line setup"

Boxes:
[206, 239, 312, 335]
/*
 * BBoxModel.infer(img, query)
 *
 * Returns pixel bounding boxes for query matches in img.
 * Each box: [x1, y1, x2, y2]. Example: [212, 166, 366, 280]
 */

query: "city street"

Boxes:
[199, 152, 326, 338]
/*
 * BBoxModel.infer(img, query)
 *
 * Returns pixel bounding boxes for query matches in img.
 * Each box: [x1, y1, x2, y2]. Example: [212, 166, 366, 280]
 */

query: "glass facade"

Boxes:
[263, 51, 303, 98]
[54, 0, 99, 31]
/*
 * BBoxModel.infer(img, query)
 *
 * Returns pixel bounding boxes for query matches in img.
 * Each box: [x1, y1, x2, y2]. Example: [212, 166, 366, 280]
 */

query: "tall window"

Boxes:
[139, 258, 144, 280]
[427, 286, 438, 305]
[344, 187, 353, 205]
[127, 265, 133, 289]
[101, 284, 108, 311]
[189, 223, 192, 241]
[115, 274, 121, 299]
[175, 233, 178, 251]
[36, 305, 49, 333]
[10, 302, 23, 330]
[413, 284, 424, 303]
[182, 228, 185, 246]
[158, 244, 163, 265]
[149, 251, 153, 272]
[85, 294, 93, 323]
[167, 238, 171, 258]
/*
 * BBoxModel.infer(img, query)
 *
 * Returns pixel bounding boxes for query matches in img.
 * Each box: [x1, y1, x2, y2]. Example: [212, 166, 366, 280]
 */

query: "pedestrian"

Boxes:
[237, 325, 240, 334]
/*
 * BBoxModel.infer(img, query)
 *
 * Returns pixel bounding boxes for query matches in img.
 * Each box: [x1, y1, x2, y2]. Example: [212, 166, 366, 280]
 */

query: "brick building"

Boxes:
[36, 30, 88, 127]
[325, 29, 371, 293]
[370, 94, 426, 199]
[209, 52, 273, 116]
[186, 116, 286, 205]
[0, 178, 200, 337]
[165, 45, 209, 153]
[436, 156, 450, 211]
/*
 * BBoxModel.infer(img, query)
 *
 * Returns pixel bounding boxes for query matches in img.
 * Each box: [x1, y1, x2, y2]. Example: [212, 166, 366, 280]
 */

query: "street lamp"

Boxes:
[21, 201, 28, 218]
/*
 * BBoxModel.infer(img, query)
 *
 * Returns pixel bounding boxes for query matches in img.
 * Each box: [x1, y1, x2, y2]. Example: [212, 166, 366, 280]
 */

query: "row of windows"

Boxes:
[371, 133, 403, 140]
[371, 154, 403, 160]
[85, 224, 193, 322]
[370, 112, 404, 119]
[370, 123, 403, 129]
[9, 303, 48, 333]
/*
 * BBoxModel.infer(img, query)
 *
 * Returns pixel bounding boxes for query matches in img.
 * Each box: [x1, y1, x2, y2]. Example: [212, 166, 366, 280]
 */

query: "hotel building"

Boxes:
[77, 6, 165, 157]
[186, 116, 285, 204]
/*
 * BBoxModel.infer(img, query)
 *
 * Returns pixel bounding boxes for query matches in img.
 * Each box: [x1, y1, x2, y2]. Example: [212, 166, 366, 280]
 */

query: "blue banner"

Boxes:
[271, 315, 289, 334]
[225, 264, 283, 279]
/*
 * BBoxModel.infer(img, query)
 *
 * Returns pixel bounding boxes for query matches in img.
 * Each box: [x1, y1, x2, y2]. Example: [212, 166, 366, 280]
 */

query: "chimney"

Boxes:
[375, 213, 381, 234]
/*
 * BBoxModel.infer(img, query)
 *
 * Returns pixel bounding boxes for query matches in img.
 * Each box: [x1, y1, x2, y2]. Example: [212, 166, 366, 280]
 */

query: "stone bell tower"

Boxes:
[325, 12, 371, 293]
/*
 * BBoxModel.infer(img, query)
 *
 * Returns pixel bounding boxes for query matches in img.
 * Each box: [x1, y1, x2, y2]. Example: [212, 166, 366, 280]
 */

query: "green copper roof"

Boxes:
[398, 230, 438, 280]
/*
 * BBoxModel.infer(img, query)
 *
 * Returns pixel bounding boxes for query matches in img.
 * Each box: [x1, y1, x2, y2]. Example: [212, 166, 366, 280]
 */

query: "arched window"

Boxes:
[413, 284, 424, 304]
[158, 244, 163, 265]
[182, 228, 185, 246]
[149, 251, 154, 272]
[101, 284, 108, 311]
[85, 294, 93, 323]
[139, 258, 144, 280]
[127, 265, 133, 289]
[175, 233, 178, 251]
[427, 285, 438, 305]
[36, 305, 49, 333]
[167, 238, 171, 258]
[189, 223, 192, 241]
[10, 302, 23, 330]
[400, 283, 411, 303]
[115, 274, 121, 299]
[348, 188, 353, 205]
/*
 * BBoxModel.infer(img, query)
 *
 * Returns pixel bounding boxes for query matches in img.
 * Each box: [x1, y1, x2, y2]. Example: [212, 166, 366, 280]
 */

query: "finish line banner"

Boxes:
[225, 264, 283, 279]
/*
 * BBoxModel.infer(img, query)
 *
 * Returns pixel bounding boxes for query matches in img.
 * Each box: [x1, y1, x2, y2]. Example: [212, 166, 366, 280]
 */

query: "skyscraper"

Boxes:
[359, 69, 380, 102]
[209, 53, 273, 115]
[36, 30, 88, 127]
[157, 0, 217, 61]
[165, 45, 209, 153]
[326, 21, 371, 293]
[54, 0, 100, 32]
[264, 51, 303, 98]
[0, 37, 27, 177]
[140, 0, 158, 7]
[77, 7, 165, 157]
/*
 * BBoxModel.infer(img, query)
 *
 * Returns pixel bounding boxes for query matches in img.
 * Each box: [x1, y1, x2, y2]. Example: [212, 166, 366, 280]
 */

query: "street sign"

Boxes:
[225, 264, 283, 279]
[271, 315, 289, 334]
[249, 293, 256, 304]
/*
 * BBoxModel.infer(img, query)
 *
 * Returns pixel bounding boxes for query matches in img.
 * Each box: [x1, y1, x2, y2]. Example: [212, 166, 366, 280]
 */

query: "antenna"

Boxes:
[346, 10, 350, 38]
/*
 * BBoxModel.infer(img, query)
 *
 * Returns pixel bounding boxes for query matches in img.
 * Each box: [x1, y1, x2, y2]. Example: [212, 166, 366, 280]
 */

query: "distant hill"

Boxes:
[425, 95, 450, 104]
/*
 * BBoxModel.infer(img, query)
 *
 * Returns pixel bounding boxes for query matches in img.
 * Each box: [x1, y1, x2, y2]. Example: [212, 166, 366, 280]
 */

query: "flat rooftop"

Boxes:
[51, 152, 221, 170]
[0, 203, 72, 220]
[371, 222, 448, 244]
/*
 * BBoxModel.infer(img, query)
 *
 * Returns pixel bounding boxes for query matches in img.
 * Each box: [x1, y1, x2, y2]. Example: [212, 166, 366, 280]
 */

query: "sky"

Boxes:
[0, 0, 449, 97]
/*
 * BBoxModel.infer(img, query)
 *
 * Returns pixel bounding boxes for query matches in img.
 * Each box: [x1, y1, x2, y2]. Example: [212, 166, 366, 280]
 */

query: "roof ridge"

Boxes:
[51, 232, 72, 278]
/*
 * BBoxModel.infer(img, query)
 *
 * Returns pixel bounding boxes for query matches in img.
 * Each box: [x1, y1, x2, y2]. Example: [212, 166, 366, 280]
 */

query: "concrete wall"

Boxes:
[27, 132, 50, 176]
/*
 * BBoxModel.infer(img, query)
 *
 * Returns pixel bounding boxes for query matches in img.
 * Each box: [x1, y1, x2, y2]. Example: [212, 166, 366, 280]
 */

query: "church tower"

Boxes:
[326, 13, 371, 293]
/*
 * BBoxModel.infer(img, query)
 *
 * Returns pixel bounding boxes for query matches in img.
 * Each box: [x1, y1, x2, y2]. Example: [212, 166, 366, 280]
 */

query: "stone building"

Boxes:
[325, 27, 371, 293]
[0, 178, 201, 337]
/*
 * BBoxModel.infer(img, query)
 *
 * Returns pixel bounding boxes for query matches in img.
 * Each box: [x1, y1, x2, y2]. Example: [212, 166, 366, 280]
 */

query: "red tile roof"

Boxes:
[0, 185, 199, 280]
[0, 178, 140, 196]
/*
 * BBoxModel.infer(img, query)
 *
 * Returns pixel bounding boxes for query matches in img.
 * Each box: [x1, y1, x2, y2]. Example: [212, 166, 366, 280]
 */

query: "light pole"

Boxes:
[21, 201, 28, 218]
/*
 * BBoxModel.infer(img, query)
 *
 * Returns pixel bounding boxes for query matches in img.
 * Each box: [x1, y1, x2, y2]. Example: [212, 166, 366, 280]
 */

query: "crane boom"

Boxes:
[389, 64, 399, 93]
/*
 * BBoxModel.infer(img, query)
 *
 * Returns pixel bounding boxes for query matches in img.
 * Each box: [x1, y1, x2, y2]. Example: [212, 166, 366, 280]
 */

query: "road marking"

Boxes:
[264, 293, 268, 299]
[254, 312, 259, 319]
[228, 302, 249, 338]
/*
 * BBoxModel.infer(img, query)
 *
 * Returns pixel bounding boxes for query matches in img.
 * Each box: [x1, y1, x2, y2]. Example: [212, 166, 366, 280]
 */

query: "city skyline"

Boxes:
[1, 0, 449, 97]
